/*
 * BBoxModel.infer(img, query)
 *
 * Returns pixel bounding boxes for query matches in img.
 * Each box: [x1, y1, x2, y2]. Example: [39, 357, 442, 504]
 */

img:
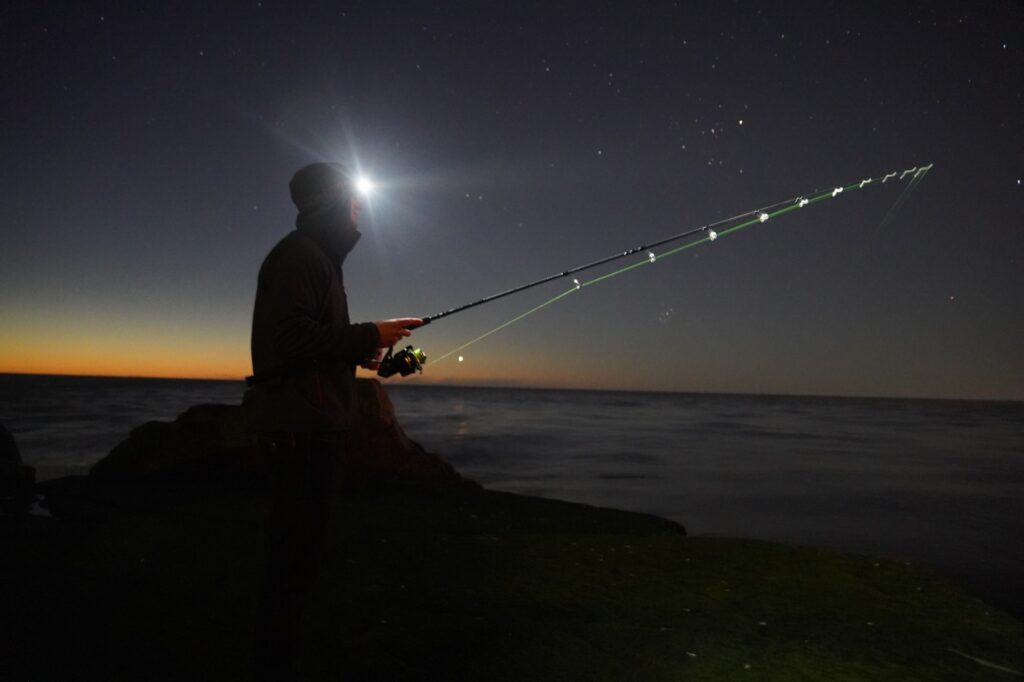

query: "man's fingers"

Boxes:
[375, 318, 422, 348]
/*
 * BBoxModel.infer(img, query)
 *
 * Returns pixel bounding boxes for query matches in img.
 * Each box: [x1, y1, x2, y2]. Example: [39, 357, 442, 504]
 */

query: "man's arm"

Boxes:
[267, 255, 380, 364]
[266, 250, 422, 365]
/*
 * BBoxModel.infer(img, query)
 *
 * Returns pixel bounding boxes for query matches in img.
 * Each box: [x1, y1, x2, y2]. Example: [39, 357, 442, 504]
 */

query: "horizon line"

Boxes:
[1, 371, 1019, 405]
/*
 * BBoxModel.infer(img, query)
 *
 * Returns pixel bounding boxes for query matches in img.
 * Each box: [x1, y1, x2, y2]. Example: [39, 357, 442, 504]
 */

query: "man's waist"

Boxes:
[246, 359, 347, 387]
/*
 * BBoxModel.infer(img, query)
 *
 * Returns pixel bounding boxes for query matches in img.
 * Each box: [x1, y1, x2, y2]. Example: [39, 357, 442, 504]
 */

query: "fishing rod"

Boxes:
[419, 164, 932, 325]
[377, 164, 932, 377]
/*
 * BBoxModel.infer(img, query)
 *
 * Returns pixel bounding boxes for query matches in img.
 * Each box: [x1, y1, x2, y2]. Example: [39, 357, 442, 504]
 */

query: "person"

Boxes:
[243, 162, 421, 680]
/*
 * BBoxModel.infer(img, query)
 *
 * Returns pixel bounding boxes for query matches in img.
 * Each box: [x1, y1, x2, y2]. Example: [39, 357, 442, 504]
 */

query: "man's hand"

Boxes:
[375, 318, 423, 348]
[360, 348, 384, 371]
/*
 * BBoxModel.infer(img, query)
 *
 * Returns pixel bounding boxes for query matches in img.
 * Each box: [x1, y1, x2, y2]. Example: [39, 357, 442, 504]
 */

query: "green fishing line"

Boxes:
[432, 166, 931, 365]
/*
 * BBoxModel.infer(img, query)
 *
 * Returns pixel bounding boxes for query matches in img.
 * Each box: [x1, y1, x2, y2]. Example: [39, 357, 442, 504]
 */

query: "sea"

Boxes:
[2, 373, 1022, 619]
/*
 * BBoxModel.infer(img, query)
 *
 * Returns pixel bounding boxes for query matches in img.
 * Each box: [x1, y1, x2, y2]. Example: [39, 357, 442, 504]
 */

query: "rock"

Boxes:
[0, 423, 36, 514]
[344, 378, 475, 490]
[0, 423, 22, 464]
[90, 379, 475, 491]
[89, 404, 261, 479]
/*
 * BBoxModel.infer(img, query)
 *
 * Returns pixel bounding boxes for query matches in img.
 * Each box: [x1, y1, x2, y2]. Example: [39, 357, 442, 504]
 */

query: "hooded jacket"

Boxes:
[243, 206, 380, 433]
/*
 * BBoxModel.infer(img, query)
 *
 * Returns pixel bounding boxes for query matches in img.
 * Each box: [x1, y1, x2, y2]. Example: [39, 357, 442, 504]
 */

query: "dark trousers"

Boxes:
[254, 432, 342, 680]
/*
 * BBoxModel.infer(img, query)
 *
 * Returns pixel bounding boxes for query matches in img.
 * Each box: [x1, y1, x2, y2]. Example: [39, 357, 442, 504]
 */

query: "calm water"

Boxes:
[2, 374, 1022, 618]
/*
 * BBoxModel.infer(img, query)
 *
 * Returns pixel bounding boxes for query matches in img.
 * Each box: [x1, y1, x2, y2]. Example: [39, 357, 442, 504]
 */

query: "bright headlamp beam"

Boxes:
[355, 176, 375, 196]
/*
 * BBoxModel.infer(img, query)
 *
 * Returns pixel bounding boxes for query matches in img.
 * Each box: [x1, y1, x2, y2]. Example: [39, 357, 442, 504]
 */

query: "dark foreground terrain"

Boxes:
[3, 475, 1022, 681]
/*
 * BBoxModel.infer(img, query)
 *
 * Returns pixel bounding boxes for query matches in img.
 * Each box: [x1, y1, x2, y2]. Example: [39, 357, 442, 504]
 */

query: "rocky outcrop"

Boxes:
[89, 403, 259, 479]
[0, 423, 36, 514]
[89, 378, 475, 490]
[344, 378, 470, 490]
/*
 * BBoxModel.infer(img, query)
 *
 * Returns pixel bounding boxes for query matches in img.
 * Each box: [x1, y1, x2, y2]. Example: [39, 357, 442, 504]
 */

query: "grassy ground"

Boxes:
[4, 477, 1022, 681]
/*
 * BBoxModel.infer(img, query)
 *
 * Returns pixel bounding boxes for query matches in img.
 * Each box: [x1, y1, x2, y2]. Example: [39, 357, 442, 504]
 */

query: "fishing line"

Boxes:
[426, 164, 932, 366]
[873, 164, 931, 236]
[431, 192, 828, 364]
[433, 290, 577, 363]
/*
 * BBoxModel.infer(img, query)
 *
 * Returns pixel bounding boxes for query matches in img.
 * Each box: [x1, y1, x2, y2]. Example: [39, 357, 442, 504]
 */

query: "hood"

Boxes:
[295, 200, 361, 265]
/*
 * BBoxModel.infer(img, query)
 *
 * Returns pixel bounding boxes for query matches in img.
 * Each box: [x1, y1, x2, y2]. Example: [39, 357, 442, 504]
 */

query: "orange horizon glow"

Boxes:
[0, 332, 250, 381]
[0, 360, 250, 382]
[0, 362, 575, 387]
[0, 317, 597, 387]
[4, 326, 1021, 401]
[0, 350, 612, 389]
[0, 341, 563, 386]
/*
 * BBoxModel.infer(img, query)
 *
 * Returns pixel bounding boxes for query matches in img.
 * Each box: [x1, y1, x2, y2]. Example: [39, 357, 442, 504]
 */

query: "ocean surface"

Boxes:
[2, 374, 1022, 619]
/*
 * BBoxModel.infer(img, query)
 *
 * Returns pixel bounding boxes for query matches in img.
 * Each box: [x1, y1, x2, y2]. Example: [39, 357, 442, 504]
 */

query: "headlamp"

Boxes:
[355, 176, 375, 197]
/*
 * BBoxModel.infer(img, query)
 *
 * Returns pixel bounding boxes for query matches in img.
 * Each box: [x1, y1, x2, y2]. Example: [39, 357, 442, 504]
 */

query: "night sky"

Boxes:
[2, 2, 1021, 400]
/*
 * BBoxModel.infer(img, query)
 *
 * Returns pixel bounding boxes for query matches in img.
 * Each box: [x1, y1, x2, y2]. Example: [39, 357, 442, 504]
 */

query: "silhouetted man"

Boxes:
[243, 162, 421, 680]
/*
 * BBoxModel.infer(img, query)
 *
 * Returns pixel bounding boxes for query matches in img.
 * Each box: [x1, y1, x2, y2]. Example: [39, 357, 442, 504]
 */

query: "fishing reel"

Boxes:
[377, 345, 427, 378]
